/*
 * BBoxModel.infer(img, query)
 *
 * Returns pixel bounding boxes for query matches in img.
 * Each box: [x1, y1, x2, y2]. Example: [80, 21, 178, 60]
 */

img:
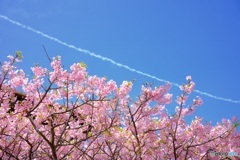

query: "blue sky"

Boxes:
[0, 1, 240, 126]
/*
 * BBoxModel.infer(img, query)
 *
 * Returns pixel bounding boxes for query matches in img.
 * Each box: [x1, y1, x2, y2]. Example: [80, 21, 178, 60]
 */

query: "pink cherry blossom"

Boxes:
[0, 54, 239, 160]
[31, 66, 47, 77]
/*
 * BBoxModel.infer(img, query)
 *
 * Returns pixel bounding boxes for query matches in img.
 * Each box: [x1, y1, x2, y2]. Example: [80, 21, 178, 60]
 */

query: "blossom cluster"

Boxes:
[0, 53, 239, 159]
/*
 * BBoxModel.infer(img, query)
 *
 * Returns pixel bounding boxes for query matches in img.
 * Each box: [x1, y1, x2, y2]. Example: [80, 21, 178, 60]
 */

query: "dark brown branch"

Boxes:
[7, 92, 26, 113]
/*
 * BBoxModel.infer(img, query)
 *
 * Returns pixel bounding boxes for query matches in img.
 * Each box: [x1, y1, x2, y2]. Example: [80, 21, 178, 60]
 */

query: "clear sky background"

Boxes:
[0, 1, 240, 126]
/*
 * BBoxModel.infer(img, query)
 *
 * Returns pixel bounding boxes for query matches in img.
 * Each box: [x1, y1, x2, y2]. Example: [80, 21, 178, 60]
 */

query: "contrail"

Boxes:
[1, 15, 239, 104]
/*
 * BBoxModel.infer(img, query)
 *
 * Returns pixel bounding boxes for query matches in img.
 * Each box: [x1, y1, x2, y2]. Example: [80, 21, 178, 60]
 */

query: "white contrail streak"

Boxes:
[1, 14, 239, 104]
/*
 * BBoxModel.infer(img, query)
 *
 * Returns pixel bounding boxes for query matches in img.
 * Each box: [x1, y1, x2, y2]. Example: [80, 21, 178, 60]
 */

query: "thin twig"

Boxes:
[42, 44, 51, 63]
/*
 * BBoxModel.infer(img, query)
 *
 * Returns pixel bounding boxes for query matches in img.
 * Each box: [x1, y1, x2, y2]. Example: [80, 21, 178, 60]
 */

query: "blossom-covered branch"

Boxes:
[0, 52, 239, 159]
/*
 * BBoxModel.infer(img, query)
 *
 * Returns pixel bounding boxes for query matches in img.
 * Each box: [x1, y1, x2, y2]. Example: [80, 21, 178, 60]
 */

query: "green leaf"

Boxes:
[87, 132, 92, 137]
[79, 62, 87, 68]
[103, 130, 111, 136]
[16, 51, 23, 59]
[114, 126, 123, 132]
[234, 122, 240, 128]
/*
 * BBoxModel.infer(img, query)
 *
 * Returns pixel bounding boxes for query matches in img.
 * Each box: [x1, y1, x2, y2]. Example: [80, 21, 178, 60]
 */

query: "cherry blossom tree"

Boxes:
[0, 52, 239, 160]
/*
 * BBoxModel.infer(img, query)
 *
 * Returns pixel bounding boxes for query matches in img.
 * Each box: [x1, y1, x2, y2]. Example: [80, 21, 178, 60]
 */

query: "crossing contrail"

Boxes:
[1, 14, 239, 104]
